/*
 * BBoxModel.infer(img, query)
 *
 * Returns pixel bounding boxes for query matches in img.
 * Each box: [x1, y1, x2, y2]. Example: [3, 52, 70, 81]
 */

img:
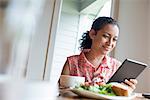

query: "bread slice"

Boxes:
[111, 83, 132, 96]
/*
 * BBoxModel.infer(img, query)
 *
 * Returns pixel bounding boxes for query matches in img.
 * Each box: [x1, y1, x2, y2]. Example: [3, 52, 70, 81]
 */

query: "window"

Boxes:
[45, 0, 113, 83]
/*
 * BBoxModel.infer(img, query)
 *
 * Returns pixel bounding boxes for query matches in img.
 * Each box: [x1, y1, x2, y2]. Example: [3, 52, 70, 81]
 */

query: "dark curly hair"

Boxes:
[79, 17, 119, 50]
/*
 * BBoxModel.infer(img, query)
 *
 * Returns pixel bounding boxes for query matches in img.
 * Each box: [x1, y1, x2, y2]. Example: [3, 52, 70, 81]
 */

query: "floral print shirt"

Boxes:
[64, 49, 121, 83]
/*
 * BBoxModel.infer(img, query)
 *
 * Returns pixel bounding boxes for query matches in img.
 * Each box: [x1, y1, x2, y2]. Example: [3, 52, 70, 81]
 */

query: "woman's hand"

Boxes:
[122, 79, 138, 91]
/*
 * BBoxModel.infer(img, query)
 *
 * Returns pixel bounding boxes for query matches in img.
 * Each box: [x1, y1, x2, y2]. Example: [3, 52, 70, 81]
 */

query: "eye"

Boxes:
[102, 34, 109, 38]
[113, 38, 118, 42]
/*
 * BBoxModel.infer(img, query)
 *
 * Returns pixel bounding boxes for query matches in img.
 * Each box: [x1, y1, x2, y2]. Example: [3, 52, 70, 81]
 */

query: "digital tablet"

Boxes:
[107, 59, 148, 83]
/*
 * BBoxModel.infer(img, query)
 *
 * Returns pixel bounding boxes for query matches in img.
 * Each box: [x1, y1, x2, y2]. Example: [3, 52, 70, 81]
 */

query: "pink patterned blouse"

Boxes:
[64, 49, 121, 83]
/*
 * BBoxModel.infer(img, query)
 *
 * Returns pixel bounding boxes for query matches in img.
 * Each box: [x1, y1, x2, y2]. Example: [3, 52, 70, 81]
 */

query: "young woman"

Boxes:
[61, 17, 137, 90]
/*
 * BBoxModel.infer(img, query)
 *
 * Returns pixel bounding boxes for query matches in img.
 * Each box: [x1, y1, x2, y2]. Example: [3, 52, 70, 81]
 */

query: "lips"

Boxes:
[103, 46, 111, 51]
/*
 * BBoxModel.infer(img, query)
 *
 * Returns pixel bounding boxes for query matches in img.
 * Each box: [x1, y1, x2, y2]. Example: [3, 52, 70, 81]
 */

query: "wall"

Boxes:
[0, 5, 15, 74]
[148, 0, 150, 91]
[115, 0, 150, 92]
[0, 9, 2, 23]
[0, 8, 8, 73]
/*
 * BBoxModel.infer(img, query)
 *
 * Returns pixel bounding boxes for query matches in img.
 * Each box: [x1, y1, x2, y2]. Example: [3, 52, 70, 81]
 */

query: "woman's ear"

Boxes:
[89, 29, 97, 39]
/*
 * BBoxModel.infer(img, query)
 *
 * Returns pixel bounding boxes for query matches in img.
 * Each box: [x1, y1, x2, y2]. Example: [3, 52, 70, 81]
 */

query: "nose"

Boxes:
[106, 38, 113, 46]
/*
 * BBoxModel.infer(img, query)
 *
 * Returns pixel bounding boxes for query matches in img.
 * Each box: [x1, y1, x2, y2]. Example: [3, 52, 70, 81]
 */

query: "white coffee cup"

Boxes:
[60, 75, 85, 88]
[0, 75, 58, 100]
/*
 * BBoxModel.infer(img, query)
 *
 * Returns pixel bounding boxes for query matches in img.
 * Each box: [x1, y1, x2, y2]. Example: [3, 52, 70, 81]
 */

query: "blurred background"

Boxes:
[0, 0, 150, 93]
[0, 0, 45, 76]
[0, 0, 58, 100]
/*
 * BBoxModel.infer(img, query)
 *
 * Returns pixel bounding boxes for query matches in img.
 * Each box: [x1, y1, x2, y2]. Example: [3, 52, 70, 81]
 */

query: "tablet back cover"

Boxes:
[107, 59, 147, 83]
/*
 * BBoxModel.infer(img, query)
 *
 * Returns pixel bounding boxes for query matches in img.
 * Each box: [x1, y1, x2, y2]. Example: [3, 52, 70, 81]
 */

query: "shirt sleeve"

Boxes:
[61, 58, 70, 75]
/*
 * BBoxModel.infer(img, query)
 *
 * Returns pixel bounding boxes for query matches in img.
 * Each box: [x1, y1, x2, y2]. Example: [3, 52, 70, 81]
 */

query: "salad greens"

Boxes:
[75, 84, 116, 96]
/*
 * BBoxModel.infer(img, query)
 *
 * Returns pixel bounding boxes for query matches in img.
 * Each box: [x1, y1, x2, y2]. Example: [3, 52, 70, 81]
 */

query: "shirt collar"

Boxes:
[100, 55, 111, 68]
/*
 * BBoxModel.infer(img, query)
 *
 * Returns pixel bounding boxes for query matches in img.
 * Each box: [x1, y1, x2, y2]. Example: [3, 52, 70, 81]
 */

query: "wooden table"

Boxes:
[57, 89, 148, 100]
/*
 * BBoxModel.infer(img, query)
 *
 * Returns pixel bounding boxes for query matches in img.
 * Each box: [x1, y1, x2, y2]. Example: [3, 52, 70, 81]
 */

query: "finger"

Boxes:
[129, 79, 138, 85]
[121, 82, 133, 92]
[84, 82, 90, 86]
[124, 79, 136, 90]
[96, 82, 106, 86]
[121, 82, 128, 87]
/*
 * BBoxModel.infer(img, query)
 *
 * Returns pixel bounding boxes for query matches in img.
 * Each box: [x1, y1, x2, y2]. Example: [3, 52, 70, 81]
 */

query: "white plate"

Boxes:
[71, 88, 137, 100]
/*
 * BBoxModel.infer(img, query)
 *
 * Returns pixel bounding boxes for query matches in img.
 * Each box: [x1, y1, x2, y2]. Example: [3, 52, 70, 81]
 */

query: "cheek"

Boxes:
[100, 37, 107, 42]
[112, 42, 117, 47]
[93, 40, 103, 48]
[94, 38, 103, 44]
[102, 39, 109, 45]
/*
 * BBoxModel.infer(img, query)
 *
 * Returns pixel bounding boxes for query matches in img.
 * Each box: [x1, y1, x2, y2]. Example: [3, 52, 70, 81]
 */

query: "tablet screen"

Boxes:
[107, 59, 147, 83]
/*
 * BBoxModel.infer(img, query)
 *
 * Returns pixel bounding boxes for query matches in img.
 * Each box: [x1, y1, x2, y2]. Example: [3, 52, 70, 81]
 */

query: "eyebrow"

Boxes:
[104, 32, 118, 38]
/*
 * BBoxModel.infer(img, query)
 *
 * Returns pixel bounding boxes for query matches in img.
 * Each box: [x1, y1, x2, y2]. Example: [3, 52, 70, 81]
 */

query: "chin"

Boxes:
[102, 52, 108, 55]
[102, 51, 110, 55]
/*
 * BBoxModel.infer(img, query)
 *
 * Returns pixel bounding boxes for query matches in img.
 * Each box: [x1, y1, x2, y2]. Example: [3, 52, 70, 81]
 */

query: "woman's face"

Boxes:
[90, 24, 119, 55]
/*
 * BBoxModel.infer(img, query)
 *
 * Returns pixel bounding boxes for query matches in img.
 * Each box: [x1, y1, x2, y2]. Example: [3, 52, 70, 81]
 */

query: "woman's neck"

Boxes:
[85, 49, 105, 68]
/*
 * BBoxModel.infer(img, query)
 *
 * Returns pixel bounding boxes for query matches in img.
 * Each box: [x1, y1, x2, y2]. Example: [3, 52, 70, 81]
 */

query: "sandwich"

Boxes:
[111, 82, 133, 96]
